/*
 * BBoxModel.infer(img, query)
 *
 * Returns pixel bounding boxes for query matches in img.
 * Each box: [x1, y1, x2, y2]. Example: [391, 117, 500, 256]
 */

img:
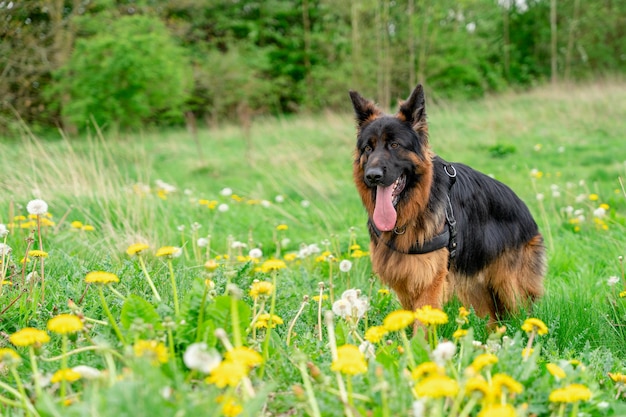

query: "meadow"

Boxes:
[0, 82, 625, 416]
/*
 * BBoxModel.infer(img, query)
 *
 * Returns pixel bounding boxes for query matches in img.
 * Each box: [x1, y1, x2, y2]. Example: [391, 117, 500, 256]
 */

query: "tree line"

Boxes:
[1, 0, 624, 134]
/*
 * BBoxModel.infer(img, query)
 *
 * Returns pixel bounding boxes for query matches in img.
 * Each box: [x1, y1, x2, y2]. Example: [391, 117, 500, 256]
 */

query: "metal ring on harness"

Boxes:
[444, 164, 457, 179]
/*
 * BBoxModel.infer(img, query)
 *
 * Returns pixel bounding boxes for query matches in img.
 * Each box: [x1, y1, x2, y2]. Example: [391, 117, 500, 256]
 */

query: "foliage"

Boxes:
[48, 14, 192, 130]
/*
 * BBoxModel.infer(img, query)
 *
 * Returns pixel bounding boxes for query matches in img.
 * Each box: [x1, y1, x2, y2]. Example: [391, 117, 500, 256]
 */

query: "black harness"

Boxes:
[368, 164, 458, 262]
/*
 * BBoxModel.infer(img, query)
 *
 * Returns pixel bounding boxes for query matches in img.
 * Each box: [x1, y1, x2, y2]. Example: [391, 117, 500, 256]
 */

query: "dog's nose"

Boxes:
[365, 167, 384, 184]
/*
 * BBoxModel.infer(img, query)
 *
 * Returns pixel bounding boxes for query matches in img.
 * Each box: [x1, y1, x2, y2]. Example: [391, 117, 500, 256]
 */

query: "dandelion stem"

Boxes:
[60, 335, 68, 401]
[297, 359, 322, 417]
[0, 379, 39, 416]
[36, 215, 45, 305]
[400, 330, 417, 369]
[259, 271, 278, 379]
[325, 311, 353, 417]
[230, 293, 243, 348]
[167, 259, 180, 316]
[28, 346, 43, 398]
[195, 281, 210, 343]
[287, 296, 309, 346]
[97, 286, 126, 345]
[137, 254, 161, 302]
[317, 283, 324, 341]
[456, 396, 478, 417]
[10, 367, 32, 417]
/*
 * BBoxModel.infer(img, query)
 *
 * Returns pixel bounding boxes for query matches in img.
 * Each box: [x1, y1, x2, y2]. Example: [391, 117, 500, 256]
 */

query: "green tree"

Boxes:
[50, 14, 192, 130]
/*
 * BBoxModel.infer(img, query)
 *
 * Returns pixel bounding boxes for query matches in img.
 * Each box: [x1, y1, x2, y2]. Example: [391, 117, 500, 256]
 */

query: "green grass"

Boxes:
[0, 81, 625, 416]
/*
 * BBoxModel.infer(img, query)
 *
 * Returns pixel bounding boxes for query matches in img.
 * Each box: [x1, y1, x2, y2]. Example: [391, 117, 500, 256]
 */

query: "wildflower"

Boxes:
[332, 289, 368, 319]
[491, 373, 523, 395]
[378, 288, 390, 295]
[0, 224, 9, 237]
[249, 248, 263, 259]
[276, 224, 288, 231]
[220, 187, 233, 196]
[0, 348, 21, 365]
[28, 249, 48, 258]
[588, 194, 599, 201]
[432, 341, 456, 365]
[608, 276, 620, 286]
[81, 225, 94, 231]
[47, 314, 84, 334]
[249, 280, 274, 299]
[155, 246, 182, 258]
[0, 243, 12, 256]
[85, 271, 120, 285]
[255, 313, 284, 329]
[126, 243, 150, 256]
[284, 253, 297, 261]
[411, 362, 444, 380]
[219, 396, 243, 417]
[547, 363, 566, 379]
[206, 360, 248, 388]
[225, 346, 263, 369]
[183, 343, 221, 374]
[350, 249, 367, 258]
[133, 340, 169, 365]
[549, 384, 592, 403]
[521, 318, 548, 335]
[465, 376, 490, 398]
[9, 328, 50, 347]
[608, 372, 626, 383]
[205, 259, 219, 271]
[453, 329, 468, 339]
[469, 353, 498, 372]
[477, 403, 516, 417]
[26, 199, 48, 215]
[339, 259, 353, 272]
[383, 310, 415, 331]
[414, 305, 448, 326]
[331, 344, 368, 375]
[218, 203, 229, 212]
[365, 326, 388, 344]
[260, 259, 286, 273]
[70, 221, 83, 229]
[51, 368, 82, 383]
[72, 365, 102, 379]
[414, 374, 459, 398]
[301, 200, 310, 208]
[521, 348, 534, 358]
[312, 294, 328, 302]
[620, 291, 626, 298]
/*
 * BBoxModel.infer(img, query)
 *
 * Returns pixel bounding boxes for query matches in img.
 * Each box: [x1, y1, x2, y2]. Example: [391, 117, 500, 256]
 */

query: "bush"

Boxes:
[50, 15, 192, 130]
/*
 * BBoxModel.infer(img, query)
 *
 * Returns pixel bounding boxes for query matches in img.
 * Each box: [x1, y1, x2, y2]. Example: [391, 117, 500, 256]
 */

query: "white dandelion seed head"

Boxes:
[275, 195, 285, 203]
[341, 289, 359, 304]
[597, 401, 610, 410]
[465, 22, 476, 33]
[339, 259, 353, 273]
[220, 187, 233, 196]
[552, 190, 561, 198]
[249, 248, 263, 259]
[359, 340, 376, 359]
[281, 238, 291, 248]
[217, 203, 229, 212]
[577, 214, 585, 223]
[300, 200, 310, 208]
[608, 276, 620, 286]
[184, 189, 193, 196]
[72, 365, 102, 380]
[260, 200, 271, 208]
[26, 199, 48, 215]
[307, 244, 321, 254]
[412, 400, 426, 417]
[183, 342, 222, 374]
[26, 271, 38, 283]
[574, 209, 584, 216]
[432, 341, 457, 366]
[155, 179, 176, 193]
[530, 168, 539, 176]
[536, 193, 544, 201]
[177, 225, 185, 232]
[575, 194, 586, 203]
[191, 222, 202, 231]
[0, 224, 8, 238]
[231, 241, 247, 249]
[197, 237, 209, 248]
[550, 184, 559, 191]
[352, 297, 369, 319]
[563, 206, 574, 215]
[0, 243, 12, 256]
[593, 207, 606, 218]
[331, 299, 352, 319]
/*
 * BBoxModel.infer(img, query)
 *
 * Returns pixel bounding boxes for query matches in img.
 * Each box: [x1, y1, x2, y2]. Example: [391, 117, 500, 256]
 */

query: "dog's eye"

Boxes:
[390, 142, 399, 149]
[364, 145, 372, 153]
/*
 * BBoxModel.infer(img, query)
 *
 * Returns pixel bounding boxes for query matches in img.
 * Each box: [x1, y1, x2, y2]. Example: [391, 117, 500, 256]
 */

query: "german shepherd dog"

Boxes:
[350, 84, 545, 322]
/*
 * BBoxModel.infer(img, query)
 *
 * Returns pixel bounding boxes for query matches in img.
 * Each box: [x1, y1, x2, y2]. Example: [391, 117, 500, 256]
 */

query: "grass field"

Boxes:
[0, 82, 625, 416]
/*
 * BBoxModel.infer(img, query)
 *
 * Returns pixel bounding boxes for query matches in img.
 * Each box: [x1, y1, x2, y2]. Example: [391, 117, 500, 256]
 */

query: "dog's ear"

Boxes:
[397, 84, 427, 133]
[349, 90, 382, 127]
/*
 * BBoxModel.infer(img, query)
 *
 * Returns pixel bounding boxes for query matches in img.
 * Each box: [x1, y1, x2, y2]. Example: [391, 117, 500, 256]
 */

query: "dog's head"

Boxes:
[350, 84, 433, 232]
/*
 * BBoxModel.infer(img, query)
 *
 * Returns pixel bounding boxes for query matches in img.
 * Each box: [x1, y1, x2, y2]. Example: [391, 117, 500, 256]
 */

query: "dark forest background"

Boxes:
[1, 0, 624, 134]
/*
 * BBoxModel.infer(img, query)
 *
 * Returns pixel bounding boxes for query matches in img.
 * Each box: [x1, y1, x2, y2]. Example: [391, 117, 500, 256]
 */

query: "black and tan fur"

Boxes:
[350, 84, 545, 321]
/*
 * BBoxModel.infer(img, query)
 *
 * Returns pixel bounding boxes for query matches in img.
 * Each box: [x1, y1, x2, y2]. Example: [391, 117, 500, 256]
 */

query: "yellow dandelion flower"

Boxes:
[415, 305, 448, 326]
[521, 317, 548, 335]
[133, 340, 169, 365]
[225, 346, 263, 369]
[312, 294, 328, 302]
[383, 310, 415, 331]
[81, 225, 95, 231]
[349, 244, 361, 250]
[9, 328, 50, 347]
[619, 290, 626, 298]
[465, 376, 491, 398]
[47, 314, 84, 335]
[70, 221, 84, 229]
[85, 271, 120, 285]
[491, 373, 523, 395]
[260, 259, 286, 273]
[477, 403, 516, 417]
[231, 194, 243, 202]
[14, 215, 26, 221]
[377, 288, 390, 295]
[254, 313, 284, 329]
[331, 344, 368, 376]
[0, 348, 21, 365]
[50, 368, 82, 383]
[453, 328, 468, 339]
[588, 194, 599, 201]
[204, 259, 219, 271]
[549, 384, 592, 403]
[249, 281, 274, 299]
[411, 362, 443, 380]
[469, 353, 498, 372]
[126, 243, 150, 256]
[276, 224, 288, 231]
[546, 363, 566, 379]
[365, 326, 388, 344]
[28, 250, 48, 258]
[414, 374, 459, 398]
[315, 250, 333, 263]
[458, 306, 471, 322]
[599, 203, 609, 210]
[218, 396, 243, 417]
[206, 360, 248, 388]
[283, 253, 298, 262]
[155, 246, 182, 258]
[522, 347, 534, 358]
[608, 372, 626, 383]
[350, 249, 367, 258]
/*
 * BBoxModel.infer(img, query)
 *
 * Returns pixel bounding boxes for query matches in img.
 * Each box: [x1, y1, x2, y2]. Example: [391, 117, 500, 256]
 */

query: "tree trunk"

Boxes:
[351, 0, 361, 89]
[503, 5, 510, 81]
[408, 0, 416, 89]
[417, 0, 430, 86]
[564, 0, 580, 81]
[302, 0, 313, 104]
[550, 0, 558, 84]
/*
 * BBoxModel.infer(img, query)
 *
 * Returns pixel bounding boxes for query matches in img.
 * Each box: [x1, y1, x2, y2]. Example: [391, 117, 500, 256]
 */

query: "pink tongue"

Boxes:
[373, 185, 397, 231]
